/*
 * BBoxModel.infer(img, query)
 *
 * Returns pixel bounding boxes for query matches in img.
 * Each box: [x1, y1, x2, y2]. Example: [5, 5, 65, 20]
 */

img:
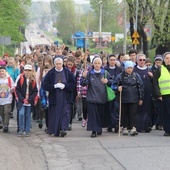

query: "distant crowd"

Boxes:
[0, 45, 170, 138]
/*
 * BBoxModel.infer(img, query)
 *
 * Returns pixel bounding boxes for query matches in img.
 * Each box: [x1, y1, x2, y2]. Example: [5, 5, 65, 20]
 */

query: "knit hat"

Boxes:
[0, 60, 6, 66]
[124, 61, 134, 69]
[154, 54, 163, 61]
[0, 60, 6, 70]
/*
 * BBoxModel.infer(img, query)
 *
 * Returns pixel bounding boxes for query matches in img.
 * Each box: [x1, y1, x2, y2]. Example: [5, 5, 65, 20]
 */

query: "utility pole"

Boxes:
[99, 1, 102, 51]
[134, 0, 138, 50]
[123, 0, 127, 54]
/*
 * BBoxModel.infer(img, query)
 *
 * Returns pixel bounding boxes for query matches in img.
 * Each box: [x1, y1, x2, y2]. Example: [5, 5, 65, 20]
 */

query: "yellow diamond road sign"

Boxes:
[132, 38, 139, 45]
[111, 36, 115, 42]
[132, 31, 140, 38]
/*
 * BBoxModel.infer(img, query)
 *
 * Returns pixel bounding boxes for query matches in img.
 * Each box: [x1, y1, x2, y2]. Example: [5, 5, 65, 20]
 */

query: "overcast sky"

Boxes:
[32, 0, 90, 3]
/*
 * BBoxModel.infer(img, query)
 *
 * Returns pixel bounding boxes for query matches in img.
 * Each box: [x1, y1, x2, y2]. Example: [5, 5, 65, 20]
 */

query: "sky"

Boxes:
[32, 0, 90, 3]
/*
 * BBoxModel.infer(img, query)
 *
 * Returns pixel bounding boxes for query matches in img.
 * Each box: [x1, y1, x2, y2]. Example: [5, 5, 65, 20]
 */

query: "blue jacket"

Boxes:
[43, 67, 75, 105]
[113, 71, 144, 103]
[6, 66, 20, 82]
[40, 77, 48, 109]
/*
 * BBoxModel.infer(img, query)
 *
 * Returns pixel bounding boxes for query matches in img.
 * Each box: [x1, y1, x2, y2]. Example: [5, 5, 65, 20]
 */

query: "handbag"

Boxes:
[105, 71, 116, 101]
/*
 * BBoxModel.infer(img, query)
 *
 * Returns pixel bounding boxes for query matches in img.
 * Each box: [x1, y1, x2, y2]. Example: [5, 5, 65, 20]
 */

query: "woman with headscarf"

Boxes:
[81, 56, 113, 138]
[153, 52, 170, 136]
[115, 61, 144, 136]
[43, 56, 75, 137]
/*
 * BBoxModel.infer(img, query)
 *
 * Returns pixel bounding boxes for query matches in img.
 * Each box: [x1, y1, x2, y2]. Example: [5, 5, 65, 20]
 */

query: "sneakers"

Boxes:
[45, 128, 48, 133]
[17, 131, 23, 137]
[122, 127, 129, 135]
[156, 125, 163, 131]
[3, 127, 8, 133]
[25, 132, 30, 137]
[60, 130, 67, 137]
[0, 123, 3, 129]
[68, 124, 72, 131]
[164, 132, 170, 136]
[38, 121, 43, 129]
[10, 112, 14, 118]
[17, 131, 30, 137]
[97, 132, 102, 135]
[114, 125, 119, 133]
[130, 127, 138, 136]
[91, 131, 96, 138]
[81, 119, 87, 127]
[77, 113, 82, 121]
[107, 128, 113, 132]
[145, 127, 152, 133]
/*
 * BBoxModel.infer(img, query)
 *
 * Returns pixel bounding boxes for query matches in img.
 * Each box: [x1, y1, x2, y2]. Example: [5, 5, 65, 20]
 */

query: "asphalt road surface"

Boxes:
[0, 112, 170, 170]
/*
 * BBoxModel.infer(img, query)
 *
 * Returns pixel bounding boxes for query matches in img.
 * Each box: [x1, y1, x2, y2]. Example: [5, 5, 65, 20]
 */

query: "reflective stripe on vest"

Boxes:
[158, 65, 170, 95]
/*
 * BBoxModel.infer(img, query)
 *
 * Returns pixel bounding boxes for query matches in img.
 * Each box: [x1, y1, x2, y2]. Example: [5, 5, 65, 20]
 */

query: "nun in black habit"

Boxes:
[43, 56, 75, 137]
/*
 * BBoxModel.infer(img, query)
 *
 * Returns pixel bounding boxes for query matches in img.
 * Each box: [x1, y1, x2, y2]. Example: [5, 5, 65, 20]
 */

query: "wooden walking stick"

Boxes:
[84, 53, 87, 70]
[118, 91, 122, 137]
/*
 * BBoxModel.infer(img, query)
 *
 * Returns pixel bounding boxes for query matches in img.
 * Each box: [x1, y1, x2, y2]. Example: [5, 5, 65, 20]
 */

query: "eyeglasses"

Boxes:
[139, 59, 146, 61]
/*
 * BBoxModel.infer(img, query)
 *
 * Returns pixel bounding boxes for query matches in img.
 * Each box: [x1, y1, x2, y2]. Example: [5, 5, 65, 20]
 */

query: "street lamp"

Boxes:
[134, 0, 138, 50]
[123, 0, 127, 54]
[99, 1, 102, 51]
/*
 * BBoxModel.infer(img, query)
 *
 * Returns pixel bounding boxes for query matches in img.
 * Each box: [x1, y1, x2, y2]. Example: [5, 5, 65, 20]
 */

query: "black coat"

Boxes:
[43, 67, 75, 105]
[15, 75, 38, 110]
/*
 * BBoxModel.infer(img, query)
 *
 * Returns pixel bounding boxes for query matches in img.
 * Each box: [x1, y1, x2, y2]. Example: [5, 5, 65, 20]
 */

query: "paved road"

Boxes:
[25, 24, 52, 47]
[0, 113, 170, 170]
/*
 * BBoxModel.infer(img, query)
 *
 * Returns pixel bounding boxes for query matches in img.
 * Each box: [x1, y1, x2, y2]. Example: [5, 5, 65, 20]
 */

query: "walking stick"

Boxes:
[84, 53, 87, 70]
[118, 91, 122, 137]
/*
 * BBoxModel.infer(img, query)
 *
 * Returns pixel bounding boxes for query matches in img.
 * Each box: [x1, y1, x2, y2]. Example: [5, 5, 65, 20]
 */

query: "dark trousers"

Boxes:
[44, 108, 48, 128]
[110, 97, 119, 127]
[11, 93, 15, 112]
[151, 98, 163, 126]
[82, 97, 87, 120]
[121, 102, 138, 129]
[69, 104, 74, 124]
[162, 95, 170, 132]
[32, 99, 44, 120]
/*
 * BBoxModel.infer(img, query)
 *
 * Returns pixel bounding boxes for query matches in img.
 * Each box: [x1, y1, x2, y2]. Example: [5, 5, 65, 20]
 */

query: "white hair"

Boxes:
[136, 53, 146, 61]
[54, 57, 63, 65]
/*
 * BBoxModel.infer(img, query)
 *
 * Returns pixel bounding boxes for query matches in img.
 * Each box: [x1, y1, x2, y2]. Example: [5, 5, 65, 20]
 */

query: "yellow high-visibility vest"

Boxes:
[158, 65, 170, 95]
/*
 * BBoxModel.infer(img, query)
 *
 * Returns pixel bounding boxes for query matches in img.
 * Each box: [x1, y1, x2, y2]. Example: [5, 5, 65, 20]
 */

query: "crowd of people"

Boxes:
[0, 45, 170, 138]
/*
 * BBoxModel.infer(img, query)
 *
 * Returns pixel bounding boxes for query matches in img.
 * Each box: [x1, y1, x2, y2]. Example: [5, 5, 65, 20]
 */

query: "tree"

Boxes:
[126, 0, 170, 56]
[51, 0, 77, 44]
[0, 0, 31, 42]
[148, 0, 170, 54]
[90, 0, 123, 33]
[126, 0, 151, 56]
